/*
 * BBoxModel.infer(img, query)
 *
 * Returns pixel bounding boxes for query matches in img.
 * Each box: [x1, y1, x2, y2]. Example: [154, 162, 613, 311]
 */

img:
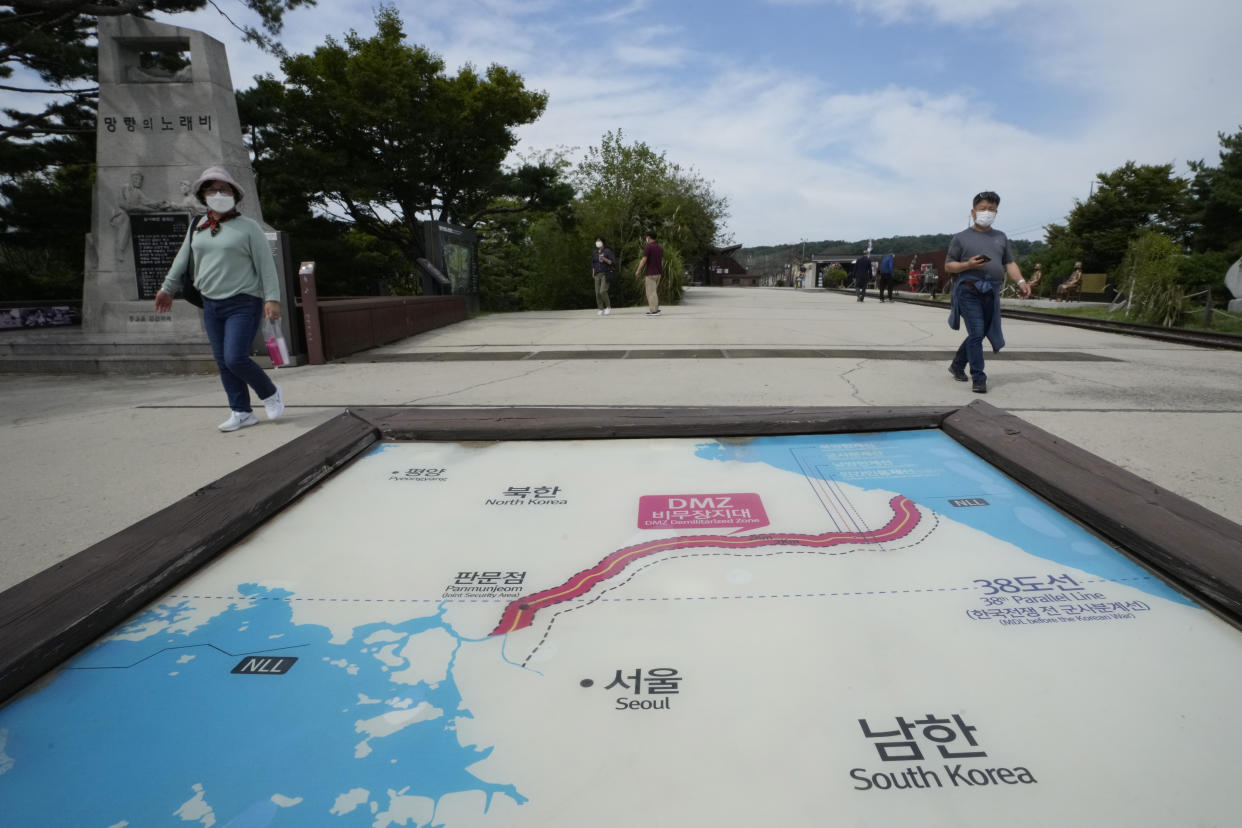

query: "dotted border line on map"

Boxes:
[165, 575, 1157, 606]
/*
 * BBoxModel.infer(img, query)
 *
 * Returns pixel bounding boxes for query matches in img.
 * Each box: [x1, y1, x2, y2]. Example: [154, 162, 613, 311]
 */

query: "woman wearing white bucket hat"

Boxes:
[154, 165, 286, 432]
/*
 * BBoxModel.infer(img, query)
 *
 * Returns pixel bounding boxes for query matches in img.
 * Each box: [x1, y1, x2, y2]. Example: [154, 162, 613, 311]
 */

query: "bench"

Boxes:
[1063, 272, 1107, 301]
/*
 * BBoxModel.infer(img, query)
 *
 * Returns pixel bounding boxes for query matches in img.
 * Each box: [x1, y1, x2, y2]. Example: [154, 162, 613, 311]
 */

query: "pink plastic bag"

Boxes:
[263, 318, 289, 367]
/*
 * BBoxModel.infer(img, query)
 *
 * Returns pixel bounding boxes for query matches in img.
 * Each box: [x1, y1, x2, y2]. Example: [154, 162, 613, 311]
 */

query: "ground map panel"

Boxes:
[2, 431, 1239, 827]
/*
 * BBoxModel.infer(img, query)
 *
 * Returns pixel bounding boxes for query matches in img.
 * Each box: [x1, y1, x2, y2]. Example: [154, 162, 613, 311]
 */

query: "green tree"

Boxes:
[573, 129, 727, 275]
[0, 157, 91, 299]
[1045, 162, 1190, 274]
[472, 149, 575, 311]
[1188, 127, 1242, 259]
[241, 6, 562, 286]
[529, 129, 725, 308]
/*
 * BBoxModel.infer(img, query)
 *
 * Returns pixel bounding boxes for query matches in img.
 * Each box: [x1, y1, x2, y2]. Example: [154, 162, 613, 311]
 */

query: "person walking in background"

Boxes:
[635, 231, 663, 315]
[852, 251, 872, 302]
[878, 251, 896, 302]
[154, 166, 285, 432]
[944, 190, 1030, 394]
[591, 236, 614, 316]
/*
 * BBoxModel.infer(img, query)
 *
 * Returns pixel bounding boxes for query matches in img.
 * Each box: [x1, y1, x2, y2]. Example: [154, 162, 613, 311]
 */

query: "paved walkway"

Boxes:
[3, 286, 1240, 592]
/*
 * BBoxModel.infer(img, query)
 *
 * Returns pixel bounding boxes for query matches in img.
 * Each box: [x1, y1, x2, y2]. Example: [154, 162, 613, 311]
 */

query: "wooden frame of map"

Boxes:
[3, 397, 1240, 708]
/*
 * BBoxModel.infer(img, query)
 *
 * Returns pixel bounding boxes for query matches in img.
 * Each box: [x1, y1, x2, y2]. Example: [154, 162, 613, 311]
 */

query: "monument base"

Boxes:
[1229, 299, 1242, 314]
[95, 300, 210, 341]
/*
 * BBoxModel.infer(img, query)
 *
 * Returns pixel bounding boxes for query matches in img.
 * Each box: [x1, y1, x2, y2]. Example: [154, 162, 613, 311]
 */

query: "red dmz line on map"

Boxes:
[489, 494, 921, 636]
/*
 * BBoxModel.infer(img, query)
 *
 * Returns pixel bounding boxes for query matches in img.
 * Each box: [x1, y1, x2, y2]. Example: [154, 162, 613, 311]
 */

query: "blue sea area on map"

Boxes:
[0, 584, 525, 825]
[696, 432, 1191, 606]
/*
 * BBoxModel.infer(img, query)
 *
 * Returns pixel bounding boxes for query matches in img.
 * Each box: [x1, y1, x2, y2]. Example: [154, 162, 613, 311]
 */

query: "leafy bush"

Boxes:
[660, 246, 685, 305]
[822, 265, 848, 288]
[0, 243, 82, 301]
[1177, 250, 1232, 298]
[1119, 230, 1184, 326]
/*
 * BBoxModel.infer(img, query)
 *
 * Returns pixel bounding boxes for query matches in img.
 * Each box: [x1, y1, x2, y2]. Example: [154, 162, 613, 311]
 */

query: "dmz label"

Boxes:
[637, 493, 769, 532]
[850, 713, 1037, 792]
[231, 656, 298, 675]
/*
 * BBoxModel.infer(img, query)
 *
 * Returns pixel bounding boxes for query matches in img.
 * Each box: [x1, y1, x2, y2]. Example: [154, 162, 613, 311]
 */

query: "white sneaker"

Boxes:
[597, 310, 604, 315]
[604, 308, 611, 315]
[261, 384, 285, 420]
[218, 411, 259, 432]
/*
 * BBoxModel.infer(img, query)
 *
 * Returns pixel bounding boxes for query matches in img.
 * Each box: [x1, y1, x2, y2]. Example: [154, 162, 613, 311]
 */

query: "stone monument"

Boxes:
[1225, 256, 1241, 314]
[84, 15, 296, 355]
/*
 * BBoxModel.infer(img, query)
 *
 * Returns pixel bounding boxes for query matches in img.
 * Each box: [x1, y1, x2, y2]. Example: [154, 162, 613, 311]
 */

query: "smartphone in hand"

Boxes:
[976, 254, 991, 263]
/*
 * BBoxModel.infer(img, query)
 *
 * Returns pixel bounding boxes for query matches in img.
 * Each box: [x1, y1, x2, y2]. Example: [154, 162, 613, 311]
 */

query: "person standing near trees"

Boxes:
[591, 236, 614, 316]
[635, 231, 664, 315]
[944, 190, 1030, 394]
[852, 251, 872, 302]
[878, 251, 896, 301]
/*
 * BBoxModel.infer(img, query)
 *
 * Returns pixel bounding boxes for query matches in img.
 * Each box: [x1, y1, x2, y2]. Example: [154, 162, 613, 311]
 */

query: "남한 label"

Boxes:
[849, 712, 1038, 792]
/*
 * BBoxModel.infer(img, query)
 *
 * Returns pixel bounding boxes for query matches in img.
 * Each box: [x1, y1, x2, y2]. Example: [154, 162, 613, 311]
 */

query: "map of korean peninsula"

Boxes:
[2, 432, 1240, 828]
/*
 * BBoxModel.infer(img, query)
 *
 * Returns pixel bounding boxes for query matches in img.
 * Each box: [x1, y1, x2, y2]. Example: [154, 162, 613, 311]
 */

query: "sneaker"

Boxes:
[645, 309, 661, 315]
[948, 365, 968, 382]
[261, 385, 285, 420]
[218, 411, 259, 432]
[604, 307, 611, 315]
[597, 310, 604, 315]
[972, 380, 988, 394]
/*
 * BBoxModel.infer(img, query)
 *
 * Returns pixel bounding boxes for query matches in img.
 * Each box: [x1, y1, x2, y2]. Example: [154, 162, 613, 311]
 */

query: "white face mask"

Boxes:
[206, 192, 235, 214]
[974, 210, 996, 228]
[595, 241, 603, 249]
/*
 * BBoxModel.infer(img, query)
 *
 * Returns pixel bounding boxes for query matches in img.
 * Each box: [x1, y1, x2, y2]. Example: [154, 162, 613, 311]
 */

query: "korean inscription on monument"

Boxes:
[130, 213, 190, 300]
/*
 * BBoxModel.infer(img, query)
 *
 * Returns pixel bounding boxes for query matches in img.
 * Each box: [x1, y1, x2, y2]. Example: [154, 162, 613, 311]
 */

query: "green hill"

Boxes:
[736, 235, 1046, 273]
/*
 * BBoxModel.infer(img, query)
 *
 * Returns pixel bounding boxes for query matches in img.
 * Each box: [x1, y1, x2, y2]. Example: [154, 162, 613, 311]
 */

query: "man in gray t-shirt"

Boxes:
[943, 190, 1030, 393]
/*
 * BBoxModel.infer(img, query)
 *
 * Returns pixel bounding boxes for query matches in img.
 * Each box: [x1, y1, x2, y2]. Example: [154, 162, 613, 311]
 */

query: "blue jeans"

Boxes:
[950, 285, 995, 383]
[202, 294, 277, 413]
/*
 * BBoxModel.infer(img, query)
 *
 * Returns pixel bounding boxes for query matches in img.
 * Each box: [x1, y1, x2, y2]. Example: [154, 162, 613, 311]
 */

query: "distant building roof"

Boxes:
[708, 253, 748, 275]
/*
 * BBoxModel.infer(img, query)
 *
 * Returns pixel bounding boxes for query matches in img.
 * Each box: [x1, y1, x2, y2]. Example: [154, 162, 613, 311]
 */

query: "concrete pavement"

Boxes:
[3, 285, 1240, 592]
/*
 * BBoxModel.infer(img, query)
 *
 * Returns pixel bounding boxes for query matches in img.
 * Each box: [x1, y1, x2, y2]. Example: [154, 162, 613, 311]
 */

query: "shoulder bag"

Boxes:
[177, 217, 203, 308]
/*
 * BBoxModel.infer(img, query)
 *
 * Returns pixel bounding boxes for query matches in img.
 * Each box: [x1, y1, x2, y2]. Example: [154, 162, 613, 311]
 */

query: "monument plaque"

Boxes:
[129, 212, 191, 300]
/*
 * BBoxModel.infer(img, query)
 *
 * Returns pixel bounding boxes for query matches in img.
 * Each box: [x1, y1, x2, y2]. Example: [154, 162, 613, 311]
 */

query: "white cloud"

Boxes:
[764, 0, 1026, 25]
[116, 0, 1242, 245]
[595, 0, 653, 23]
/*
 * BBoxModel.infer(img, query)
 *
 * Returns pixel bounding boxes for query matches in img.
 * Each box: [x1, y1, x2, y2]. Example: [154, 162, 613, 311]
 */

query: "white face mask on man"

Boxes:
[973, 210, 997, 228]
[595, 241, 603, 249]
[205, 192, 236, 214]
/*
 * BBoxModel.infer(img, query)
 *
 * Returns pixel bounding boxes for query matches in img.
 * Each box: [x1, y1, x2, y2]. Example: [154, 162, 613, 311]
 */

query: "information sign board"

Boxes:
[129, 211, 190, 299]
[2, 408, 1242, 826]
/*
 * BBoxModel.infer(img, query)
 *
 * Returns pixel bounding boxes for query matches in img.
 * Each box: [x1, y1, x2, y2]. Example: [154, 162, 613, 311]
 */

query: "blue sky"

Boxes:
[144, 0, 1242, 246]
